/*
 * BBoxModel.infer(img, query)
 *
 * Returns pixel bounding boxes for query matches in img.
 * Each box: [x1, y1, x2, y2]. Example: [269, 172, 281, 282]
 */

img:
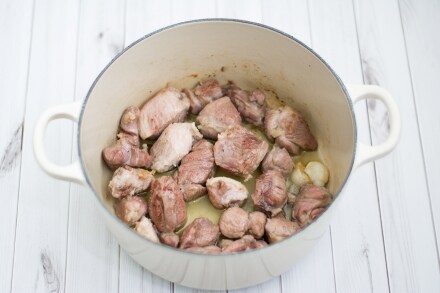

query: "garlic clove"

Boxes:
[291, 162, 311, 187]
[304, 161, 329, 187]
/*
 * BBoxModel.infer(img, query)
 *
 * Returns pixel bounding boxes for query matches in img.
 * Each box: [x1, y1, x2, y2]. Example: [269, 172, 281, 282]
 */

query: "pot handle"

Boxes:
[347, 84, 400, 169]
[33, 101, 86, 185]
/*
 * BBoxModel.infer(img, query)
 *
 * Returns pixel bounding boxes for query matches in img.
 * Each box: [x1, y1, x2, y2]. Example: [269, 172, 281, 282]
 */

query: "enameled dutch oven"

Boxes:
[33, 19, 400, 290]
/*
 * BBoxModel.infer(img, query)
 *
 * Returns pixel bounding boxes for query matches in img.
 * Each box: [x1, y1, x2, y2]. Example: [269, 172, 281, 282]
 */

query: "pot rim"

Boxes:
[77, 18, 357, 257]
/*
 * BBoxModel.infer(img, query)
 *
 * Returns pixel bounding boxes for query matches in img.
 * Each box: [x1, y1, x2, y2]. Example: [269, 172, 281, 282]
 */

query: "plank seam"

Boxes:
[329, 227, 338, 293]
[9, 0, 37, 291]
[396, 0, 440, 271]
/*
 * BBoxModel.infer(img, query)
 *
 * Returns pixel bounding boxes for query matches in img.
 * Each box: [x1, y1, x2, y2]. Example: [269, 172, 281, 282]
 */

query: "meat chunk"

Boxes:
[218, 239, 234, 249]
[206, 177, 248, 209]
[179, 217, 220, 249]
[159, 232, 180, 248]
[214, 125, 268, 178]
[248, 211, 267, 239]
[252, 170, 287, 216]
[219, 207, 249, 239]
[265, 106, 318, 155]
[139, 87, 190, 139]
[108, 166, 154, 198]
[150, 123, 202, 172]
[196, 96, 241, 139]
[262, 146, 294, 178]
[134, 216, 160, 243]
[221, 235, 264, 253]
[226, 85, 266, 126]
[103, 132, 152, 170]
[120, 106, 140, 135]
[148, 176, 187, 233]
[174, 140, 215, 202]
[115, 196, 147, 226]
[186, 246, 222, 254]
[182, 79, 224, 114]
[265, 217, 300, 244]
[292, 183, 332, 227]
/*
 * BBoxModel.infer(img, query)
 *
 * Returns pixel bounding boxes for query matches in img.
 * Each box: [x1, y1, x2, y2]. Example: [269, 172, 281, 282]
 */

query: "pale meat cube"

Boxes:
[226, 84, 266, 126]
[139, 87, 190, 139]
[206, 177, 248, 209]
[102, 132, 151, 170]
[219, 207, 249, 239]
[179, 217, 220, 249]
[150, 122, 202, 173]
[108, 166, 154, 198]
[248, 211, 267, 239]
[159, 232, 180, 248]
[185, 246, 222, 254]
[148, 176, 187, 233]
[115, 196, 147, 226]
[120, 106, 140, 135]
[174, 140, 215, 202]
[265, 217, 300, 244]
[292, 183, 332, 227]
[196, 96, 241, 139]
[214, 125, 268, 178]
[182, 79, 224, 114]
[265, 106, 317, 155]
[221, 235, 267, 253]
[252, 170, 287, 216]
[261, 146, 294, 178]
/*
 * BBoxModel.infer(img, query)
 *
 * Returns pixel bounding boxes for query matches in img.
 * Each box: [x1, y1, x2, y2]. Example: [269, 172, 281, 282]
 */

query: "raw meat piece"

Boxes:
[206, 177, 248, 209]
[219, 207, 249, 239]
[252, 170, 287, 216]
[226, 84, 266, 126]
[248, 211, 267, 239]
[262, 146, 294, 178]
[179, 217, 220, 249]
[265, 217, 300, 244]
[108, 166, 154, 198]
[115, 196, 147, 226]
[292, 183, 332, 227]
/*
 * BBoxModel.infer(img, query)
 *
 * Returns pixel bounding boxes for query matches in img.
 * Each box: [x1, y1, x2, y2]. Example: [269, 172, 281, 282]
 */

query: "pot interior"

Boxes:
[79, 20, 355, 219]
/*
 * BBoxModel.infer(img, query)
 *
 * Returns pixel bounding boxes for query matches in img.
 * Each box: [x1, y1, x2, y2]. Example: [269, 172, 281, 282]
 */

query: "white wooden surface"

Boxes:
[1, 0, 439, 292]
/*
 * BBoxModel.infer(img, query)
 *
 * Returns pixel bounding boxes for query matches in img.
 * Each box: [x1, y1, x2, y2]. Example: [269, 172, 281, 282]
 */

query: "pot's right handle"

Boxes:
[347, 84, 401, 169]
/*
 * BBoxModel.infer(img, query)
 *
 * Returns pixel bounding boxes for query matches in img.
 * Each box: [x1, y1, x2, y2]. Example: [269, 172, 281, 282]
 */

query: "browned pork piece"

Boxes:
[179, 217, 220, 249]
[262, 146, 294, 178]
[108, 166, 154, 198]
[186, 246, 222, 254]
[139, 87, 190, 139]
[265, 106, 318, 155]
[248, 211, 267, 239]
[182, 79, 224, 114]
[252, 170, 287, 216]
[150, 123, 203, 173]
[148, 176, 187, 233]
[196, 96, 241, 139]
[120, 106, 140, 135]
[226, 84, 266, 126]
[115, 196, 147, 226]
[265, 217, 301, 244]
[174, 140, 215, 202]
[134, 216, 160, 243]
[292, 183, 332, 227]
[221, 235, 267, 253]
[206, 177, 248, 209]
[102, 132, 152, 170]
[159, 232, 180, 248]
[214, 125, 268, 178]
[219, 207, 249, 239]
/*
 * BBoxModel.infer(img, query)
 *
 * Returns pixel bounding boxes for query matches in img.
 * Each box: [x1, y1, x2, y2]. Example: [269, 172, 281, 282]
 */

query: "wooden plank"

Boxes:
[0, 0, 34, 291]
[352, 0, 440, 291]
[63, 1, 125, 292]
[307, 0, 391, 292]
[119, 1, 174, 292]
[261, 1, 338, 292]
[10, 0, 80, 292]
[399, 0, 440, 255]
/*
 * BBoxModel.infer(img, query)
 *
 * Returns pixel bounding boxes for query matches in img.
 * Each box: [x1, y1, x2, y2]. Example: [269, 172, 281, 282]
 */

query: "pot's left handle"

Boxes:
[33, 101, 86, 185]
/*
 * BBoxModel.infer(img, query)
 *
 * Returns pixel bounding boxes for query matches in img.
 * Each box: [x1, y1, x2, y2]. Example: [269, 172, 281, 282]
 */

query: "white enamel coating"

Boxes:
[347, 84, 401, 169]
[32, 20, 400, 290]
[33, 101, 86, 185]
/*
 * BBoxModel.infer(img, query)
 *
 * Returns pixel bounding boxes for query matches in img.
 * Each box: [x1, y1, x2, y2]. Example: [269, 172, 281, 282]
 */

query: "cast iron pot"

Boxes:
[33, 19, 400, 290]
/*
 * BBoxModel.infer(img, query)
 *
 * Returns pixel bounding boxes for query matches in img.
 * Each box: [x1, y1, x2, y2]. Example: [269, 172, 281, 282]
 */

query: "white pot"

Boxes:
[33, 19, 400, 290]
